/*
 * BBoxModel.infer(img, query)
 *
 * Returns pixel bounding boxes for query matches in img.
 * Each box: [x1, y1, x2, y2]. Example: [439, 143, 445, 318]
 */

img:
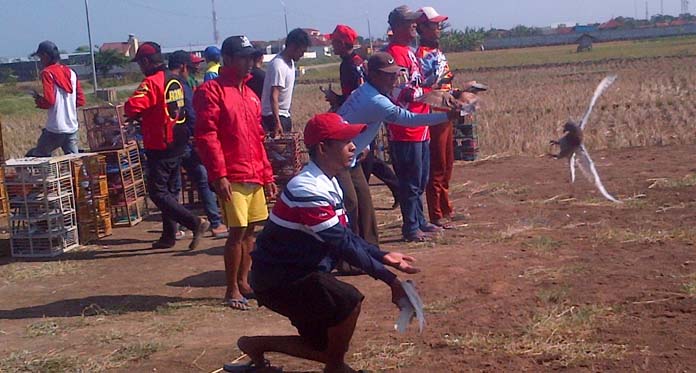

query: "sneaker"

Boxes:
[175, 230, 186, 240]
[189, 219, 211, 250]
[152, 239, 175, 249]
[211, 224, 229, 238]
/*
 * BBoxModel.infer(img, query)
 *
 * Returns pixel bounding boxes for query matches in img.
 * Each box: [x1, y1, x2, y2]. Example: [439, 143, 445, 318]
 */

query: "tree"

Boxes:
[74, 45, 90, 53]
[92, 49, 129, 77]
[439, 26, 486, 52]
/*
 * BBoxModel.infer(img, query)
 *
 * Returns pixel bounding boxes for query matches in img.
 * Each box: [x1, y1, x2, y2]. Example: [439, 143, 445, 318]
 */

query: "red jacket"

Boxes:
[385, 43, 430, 142]
[124, 69, 185, 151]
[36, 63, 85, 109]
[193, 67, 274, 185]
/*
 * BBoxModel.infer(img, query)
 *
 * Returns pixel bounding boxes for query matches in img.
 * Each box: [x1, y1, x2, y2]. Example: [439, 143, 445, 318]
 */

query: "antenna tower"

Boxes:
[682, 0, 690, 14]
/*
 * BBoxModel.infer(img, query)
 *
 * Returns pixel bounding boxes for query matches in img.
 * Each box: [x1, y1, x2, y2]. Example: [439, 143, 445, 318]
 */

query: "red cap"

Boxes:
[303, 113, 367, 146]
[190, 53, 204, 64]
[328, 25, 358, 45]
[131, 42, 161, 62]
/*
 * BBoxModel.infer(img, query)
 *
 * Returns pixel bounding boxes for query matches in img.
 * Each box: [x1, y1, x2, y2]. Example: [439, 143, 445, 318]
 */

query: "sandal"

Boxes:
[224, 298, 250, 311]
[223, 359, 281, 372]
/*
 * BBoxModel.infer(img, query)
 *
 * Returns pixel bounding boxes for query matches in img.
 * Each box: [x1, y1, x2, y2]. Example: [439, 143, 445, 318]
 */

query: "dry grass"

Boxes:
[0, 261, 81, 283]
[596, 226, 696, 245]
[523, 235, 562, 253]
[682, 273, 696, 296]
[442, 305, 627, 368]
[350, 340, 418, 371]
[0, 351, 83, 373]
[647, 174, 696, 189]
[25, 319, 60, 338]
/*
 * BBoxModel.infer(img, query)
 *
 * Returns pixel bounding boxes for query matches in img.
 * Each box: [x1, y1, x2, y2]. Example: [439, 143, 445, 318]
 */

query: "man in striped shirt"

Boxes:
[230, 113, 419, 373]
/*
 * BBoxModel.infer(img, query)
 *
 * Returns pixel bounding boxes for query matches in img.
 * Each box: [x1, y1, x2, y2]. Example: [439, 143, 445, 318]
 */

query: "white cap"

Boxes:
[418, 6, 448, 23]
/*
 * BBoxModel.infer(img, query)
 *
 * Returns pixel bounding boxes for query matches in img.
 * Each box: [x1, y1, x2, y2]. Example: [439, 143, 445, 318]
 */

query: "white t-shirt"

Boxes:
[261, 55, 295, 117]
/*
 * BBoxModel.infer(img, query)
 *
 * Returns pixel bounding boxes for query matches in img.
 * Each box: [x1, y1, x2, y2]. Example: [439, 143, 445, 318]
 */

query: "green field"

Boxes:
[300, 35, 696, 80]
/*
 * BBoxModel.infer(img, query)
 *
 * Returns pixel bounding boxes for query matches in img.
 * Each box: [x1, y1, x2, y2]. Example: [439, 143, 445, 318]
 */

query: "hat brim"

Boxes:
[332, 123, 367, 142]
[378, 65, 406, 74]
[231, 48, 257, 57]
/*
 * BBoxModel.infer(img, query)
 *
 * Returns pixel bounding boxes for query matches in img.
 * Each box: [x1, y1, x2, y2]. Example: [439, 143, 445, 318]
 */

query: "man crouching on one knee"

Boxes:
[230, 113, 419, 373]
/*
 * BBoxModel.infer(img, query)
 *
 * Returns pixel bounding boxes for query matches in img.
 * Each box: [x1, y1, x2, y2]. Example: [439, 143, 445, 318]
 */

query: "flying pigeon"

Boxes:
[550, 75, 621, 203]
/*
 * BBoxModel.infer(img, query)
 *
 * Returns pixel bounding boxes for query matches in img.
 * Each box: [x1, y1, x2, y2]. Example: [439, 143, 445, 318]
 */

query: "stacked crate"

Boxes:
[265, 132, 304, 190]
[453, 115, 479, 161]
[71, 154, 112, 243]
[4, 156, 79, 257]
[83, 105, 138, 151]
[83, 105, 148, 227]
[103, 143, 147, 227]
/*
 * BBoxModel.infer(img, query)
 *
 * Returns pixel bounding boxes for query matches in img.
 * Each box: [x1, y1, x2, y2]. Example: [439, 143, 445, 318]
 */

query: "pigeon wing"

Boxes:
[575, 145, 621, 203]
[579, 75, 617, 130]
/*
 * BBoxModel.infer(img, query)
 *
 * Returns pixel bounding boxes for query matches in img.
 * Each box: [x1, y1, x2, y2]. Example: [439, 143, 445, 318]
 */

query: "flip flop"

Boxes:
[224, 298, 250, 311]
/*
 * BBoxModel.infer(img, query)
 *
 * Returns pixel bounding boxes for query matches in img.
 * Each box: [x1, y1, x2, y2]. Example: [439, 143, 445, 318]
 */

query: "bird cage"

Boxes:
[71, 154, 112, 243]
[265, 132, 304, 190]
[99, 143, 147, 226]
[4, 156, 79, 257]
[83, 105, 139, 151]
[453, 115, 479, 161]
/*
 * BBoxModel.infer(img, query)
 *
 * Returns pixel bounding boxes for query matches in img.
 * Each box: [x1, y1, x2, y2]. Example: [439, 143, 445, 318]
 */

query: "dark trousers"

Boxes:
[390, 140, 430, 237]
[146, 154, 199, 243]
[426, 122, 455, 221]
[181, 148, 222, 228]
[261, 115, 292, 134]
[361, 151, 399, 201]
[336, 163, 379, 245]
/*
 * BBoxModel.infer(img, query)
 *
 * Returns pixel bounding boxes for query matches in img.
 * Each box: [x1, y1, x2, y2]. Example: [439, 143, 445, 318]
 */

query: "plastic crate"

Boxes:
[11, 226, 79, 258]
[79, 211, 112, 244]
[83, 105, 138, 151]
[265, 133, 304, 188]
[111, 196, 147, 227]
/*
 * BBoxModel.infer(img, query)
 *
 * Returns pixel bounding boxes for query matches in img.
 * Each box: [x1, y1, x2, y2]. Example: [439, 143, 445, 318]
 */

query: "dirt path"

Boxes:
[1, 145, 695, 372]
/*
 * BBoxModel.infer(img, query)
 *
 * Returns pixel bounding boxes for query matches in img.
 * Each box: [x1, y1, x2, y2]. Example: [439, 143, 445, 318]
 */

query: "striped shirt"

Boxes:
[250, 161, 397, 291]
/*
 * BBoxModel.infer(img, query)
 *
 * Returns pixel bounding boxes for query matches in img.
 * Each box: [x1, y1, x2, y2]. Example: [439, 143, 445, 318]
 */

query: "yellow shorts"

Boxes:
[219, 183, 269, 228]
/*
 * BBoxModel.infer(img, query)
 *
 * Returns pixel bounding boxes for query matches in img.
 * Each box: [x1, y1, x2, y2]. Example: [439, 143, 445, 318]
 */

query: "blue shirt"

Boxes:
[337, 81, 448, 161]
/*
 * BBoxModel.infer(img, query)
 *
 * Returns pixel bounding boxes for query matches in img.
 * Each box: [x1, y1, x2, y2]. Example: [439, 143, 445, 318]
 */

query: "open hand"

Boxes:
[212, 177, 233, 202]
[383, 252, 420, 274]
[264, 182, 279, 199]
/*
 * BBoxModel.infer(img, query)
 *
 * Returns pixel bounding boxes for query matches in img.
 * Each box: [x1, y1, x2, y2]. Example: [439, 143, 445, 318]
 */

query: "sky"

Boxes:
[0, 0, 686, 58]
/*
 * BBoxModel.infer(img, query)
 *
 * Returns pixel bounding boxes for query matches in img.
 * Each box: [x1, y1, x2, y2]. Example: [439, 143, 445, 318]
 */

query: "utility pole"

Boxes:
[682, 0, 690, 14]
[645, 1, 649, 20]
[211, 0, 219, 45]
[84, 0, 98, 94]
[281, 0, 289, 36]
[366, 12, 374, 54]
[634, 0, 638, 18]
[660, 0, 664, 14]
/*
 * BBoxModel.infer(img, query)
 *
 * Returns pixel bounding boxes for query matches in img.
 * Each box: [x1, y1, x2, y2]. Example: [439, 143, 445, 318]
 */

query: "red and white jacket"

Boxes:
[36, 63, 85, 134]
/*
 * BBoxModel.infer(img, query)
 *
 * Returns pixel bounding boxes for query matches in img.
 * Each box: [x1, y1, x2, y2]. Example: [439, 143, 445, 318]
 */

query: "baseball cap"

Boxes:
[367, 52, 406, 74]
[328, 25, 358, 45]
[418, 7, 448, 23]
[388, 5, 421, 27]
[168, 50, 201, 69]
[303, 113, 367, 147]
[221, 35, 257, 57]
[131, 42, 162, 62]
[203, 46, 221, 60]
[31, 40, 60, 58]
[190, 53, 204, 65]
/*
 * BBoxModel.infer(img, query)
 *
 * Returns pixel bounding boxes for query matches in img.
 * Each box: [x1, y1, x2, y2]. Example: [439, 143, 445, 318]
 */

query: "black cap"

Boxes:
[367, 52, 406, 74]
[388, 5, 421, 27]
[168, 50, 193, 69]
[31, 40, 60, 58]
[221, 35, 257, 57]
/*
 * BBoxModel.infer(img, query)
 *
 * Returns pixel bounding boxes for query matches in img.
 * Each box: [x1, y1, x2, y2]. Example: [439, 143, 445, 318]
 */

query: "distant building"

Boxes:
[100, 34, 139, 57]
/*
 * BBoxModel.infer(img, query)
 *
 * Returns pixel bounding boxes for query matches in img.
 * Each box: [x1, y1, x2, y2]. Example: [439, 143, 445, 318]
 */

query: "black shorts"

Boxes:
[255, 272, 364, 351]
[261, 115, 292, 133]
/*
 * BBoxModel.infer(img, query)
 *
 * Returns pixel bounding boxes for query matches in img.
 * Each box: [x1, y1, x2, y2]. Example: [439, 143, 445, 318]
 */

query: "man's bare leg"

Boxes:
[224, 227, 246, 302]
[238, 302, 362, 372]
[238, 224, 257, 296]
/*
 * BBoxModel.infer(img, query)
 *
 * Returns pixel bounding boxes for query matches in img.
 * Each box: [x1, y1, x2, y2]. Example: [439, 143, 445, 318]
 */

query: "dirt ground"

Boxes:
[1, 144, 695, 372]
